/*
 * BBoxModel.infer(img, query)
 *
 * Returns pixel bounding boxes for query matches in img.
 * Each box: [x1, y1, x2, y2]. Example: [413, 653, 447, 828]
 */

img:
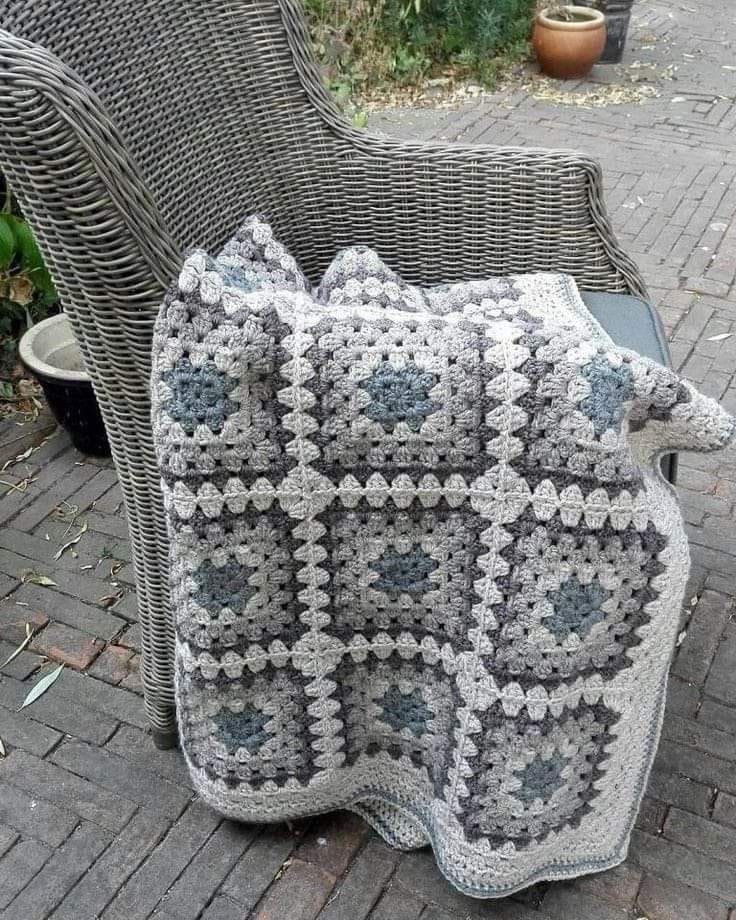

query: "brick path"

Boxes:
[1, 1, 736, 917]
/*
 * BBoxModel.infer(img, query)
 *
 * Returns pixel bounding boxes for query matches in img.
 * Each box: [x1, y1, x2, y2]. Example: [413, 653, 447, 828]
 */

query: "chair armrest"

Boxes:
[278, 0, 648, 299]
[0, 30, 178, 731]
[329, 129, 648, 299]
[0, 31, 179, 296]
[0, 31, 177, 451]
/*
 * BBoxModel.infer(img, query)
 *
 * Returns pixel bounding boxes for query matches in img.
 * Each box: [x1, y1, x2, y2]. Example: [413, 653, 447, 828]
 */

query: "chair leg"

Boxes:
[663, 452, 678, 485]
[115, 468, 178, 749]
[143, 688, 178, 748]
[152, 727, 179, 750]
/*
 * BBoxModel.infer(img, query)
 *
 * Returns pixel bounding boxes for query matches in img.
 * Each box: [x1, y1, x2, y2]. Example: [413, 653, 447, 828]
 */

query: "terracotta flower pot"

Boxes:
[533, 6, 606, 80]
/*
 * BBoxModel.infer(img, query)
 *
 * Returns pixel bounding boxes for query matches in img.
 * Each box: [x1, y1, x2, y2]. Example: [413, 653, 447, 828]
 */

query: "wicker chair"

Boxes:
[0, 0, 668, 748]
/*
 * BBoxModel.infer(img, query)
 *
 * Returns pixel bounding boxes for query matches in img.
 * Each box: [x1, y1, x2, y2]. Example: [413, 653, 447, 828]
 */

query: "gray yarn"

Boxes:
[151, 215, 735, 898]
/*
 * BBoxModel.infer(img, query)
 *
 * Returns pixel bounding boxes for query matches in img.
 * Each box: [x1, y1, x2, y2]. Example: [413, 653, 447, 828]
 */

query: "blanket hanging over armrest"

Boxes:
[151, 216, 735, 898]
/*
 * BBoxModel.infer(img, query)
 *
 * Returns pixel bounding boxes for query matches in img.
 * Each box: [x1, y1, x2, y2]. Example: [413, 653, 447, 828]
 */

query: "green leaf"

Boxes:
[0, 381, 14, 399]
[0, 215, 16, 270]
[19, 663, 64, 710]
[12, 219, 45, 274]
[332, 82, 351, 106]
[30, 266, 57, 301]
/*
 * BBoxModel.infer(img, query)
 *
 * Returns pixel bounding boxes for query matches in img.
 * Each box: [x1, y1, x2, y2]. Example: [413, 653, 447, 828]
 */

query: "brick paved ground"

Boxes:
[1, 1, 736, 917]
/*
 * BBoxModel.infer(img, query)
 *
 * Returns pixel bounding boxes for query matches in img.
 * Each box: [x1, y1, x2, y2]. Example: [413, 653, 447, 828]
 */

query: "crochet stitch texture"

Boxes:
[151, 216, 735, 897]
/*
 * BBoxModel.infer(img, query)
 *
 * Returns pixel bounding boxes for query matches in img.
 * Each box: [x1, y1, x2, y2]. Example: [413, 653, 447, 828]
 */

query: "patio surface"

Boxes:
[1, 1, 736, 917]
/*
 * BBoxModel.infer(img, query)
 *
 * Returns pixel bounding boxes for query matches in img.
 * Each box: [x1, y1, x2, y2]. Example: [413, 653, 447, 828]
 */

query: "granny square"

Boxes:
[152, 216, 735, 897]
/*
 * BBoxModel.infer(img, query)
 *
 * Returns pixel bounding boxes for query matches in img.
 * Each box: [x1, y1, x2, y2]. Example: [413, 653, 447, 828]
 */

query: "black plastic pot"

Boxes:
[19, 314, 111, 456]
[579, 0, 634, 63]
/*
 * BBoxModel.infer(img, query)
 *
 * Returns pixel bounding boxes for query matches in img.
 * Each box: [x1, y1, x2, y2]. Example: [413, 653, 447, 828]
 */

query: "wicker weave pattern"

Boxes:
[0, 0, 648, 743]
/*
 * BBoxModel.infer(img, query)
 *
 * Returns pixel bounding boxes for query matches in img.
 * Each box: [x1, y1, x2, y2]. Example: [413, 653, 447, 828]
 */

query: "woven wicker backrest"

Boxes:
[2, 0, 340, 262]
[0, 0, 648, 744]
[1, 0, 645, 288]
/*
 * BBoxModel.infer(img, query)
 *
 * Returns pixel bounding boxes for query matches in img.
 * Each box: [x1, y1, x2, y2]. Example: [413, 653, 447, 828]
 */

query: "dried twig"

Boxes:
[1, 622, 37, 668]
[53, 521, 88, 561]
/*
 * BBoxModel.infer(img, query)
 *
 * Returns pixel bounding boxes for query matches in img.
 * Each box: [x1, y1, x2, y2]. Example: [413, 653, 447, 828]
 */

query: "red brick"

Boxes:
[88, 645, 134, 684]
[32, 622, 103, 670]
[296, 811, 369, 879]
[252, 858, 335, 920]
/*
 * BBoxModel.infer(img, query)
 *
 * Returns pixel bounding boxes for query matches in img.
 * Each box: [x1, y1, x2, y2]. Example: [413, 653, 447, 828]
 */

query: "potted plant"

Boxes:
[0, 177, 110, 456]
[578, 0, 634, 63]
[532, 2, 606, 80]
[19, 313, 110, 456]
[0, 199, 58, 392]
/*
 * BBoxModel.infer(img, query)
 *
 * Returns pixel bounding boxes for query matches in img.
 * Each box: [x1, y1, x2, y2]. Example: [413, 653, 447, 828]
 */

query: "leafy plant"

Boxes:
[305, 0, 537, 94]
[0, 175, 59, 389]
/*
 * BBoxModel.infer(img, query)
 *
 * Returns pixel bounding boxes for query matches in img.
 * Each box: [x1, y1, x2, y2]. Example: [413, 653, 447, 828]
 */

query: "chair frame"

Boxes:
[0, 0, 650, 747]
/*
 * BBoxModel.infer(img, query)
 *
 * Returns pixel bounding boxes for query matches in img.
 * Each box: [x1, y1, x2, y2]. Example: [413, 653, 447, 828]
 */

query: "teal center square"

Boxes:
[580, 355, 634, 435]
[304, 314, 486, 476]
[193, 558, 257, 615]
[214, 706, 271, 754]
[378, 685, 431, 737]
[327, 507, 484, 643]
[370, 545, 438, 598]
[162, 358, 237, 434]
[362, 361, 437, 432]
[513, 753, 567, 803]
[545, 575, 610, 640]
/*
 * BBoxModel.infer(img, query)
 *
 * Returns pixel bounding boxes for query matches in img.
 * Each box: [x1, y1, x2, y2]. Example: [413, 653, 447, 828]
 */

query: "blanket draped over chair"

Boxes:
[151, 218, 734, 897]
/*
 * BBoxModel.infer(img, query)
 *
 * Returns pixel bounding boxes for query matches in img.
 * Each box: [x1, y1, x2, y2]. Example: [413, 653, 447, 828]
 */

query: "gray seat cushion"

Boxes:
[581, 292, 671, 368]
[581, 292, 675, 481]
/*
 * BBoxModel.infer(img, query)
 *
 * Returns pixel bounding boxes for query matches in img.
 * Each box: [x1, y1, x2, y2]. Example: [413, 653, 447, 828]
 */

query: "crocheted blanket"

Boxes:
[151, 217, 735, 898]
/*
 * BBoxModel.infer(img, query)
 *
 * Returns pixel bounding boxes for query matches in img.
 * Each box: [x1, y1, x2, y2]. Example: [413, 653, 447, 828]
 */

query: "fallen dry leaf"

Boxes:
[53, 521, 88, 561]
[0, 445, 34, 472]
[0, 475, 37, 495]
[524, 78, 660, 108]
[19, 664, 64, 710]
[98, 591, 124, 609]
[22, 572, 58, 587]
